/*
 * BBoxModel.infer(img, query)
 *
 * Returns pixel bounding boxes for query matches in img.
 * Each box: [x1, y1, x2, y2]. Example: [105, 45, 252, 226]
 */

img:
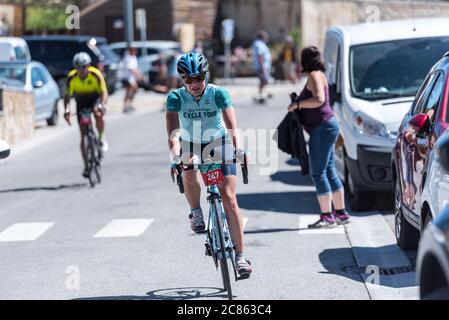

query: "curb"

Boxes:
[345, 212, 418, 300]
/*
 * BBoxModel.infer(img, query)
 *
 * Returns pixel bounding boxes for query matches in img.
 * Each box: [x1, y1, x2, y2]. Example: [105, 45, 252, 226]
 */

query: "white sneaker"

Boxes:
[100, 139, 109, 153]
[189, 209, 206, 233]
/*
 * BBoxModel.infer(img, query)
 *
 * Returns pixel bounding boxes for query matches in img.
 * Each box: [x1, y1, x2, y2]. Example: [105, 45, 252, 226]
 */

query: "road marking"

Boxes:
[94, 219, 154, 238]
[243, 217, 248, 230]
[297, 215, 345, 234]
[0, 222, 54, 242]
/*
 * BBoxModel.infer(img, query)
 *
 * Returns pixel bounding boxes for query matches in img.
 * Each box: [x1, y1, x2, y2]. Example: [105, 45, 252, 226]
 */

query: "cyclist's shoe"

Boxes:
[308, 214, 337, 229]
[334, 211, 351, 225]
[123, 106, 136, 114]
[236, 255, 252, 279]
[82, 168, 89, 178]
[189, 209, 206, 233]
[99, 139, 109, 153]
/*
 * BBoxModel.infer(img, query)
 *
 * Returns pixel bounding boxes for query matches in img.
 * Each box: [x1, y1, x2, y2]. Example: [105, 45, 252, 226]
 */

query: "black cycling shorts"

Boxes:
[179, 137, 237, 176]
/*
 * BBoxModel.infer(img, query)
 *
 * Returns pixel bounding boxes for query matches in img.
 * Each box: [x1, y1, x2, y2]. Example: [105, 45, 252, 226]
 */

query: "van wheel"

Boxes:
[46, 101, 59, 126]
[394, 177, 419, 250]
[344, 160, 374, 211]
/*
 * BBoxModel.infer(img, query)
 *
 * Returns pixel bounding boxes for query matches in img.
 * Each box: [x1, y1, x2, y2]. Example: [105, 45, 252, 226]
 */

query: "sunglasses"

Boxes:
[183, 74, 205, 84]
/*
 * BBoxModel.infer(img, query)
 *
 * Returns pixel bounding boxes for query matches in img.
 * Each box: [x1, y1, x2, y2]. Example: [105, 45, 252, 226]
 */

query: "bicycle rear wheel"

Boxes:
[213, 200, 233, 300]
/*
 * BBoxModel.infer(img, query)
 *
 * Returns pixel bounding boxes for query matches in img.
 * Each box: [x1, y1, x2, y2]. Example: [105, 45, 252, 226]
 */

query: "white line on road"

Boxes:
[243, 217, 248, 230]
[0, 222, 54, 242]
[297, 215, 345, 234]
[93, 219, 154, 238]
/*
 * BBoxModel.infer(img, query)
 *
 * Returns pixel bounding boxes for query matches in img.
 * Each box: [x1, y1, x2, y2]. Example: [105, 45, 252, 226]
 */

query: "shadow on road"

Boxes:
[75, 287, 230, 300]
[319, 247, 416, 288]
[0, 183, 87, 194]
[238, 191, 319, 214]
[244, 227, 302, 234]
[270, 170, 313, 186]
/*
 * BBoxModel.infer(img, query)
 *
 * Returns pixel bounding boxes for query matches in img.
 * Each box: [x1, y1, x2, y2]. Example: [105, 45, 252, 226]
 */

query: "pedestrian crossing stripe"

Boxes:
[0, 222, 54, 242]
[243, 217, 248, 230]
[93, 219, 154, 238]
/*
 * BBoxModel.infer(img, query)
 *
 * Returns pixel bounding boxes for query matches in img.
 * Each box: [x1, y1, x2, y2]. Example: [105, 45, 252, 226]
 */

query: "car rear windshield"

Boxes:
[350, 36, 449, 101]
[27, 40, 98, 64]
[97, 44, 119, 62]
[0, 65, 26, 85]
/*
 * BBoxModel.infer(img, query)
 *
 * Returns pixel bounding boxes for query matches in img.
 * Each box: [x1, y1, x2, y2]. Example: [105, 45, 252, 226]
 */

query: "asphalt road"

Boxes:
[0, 83, 417, 300]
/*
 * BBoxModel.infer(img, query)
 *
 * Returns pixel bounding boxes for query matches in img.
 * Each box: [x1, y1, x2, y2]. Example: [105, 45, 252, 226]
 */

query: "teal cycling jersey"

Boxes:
[166, 84, 233, 143]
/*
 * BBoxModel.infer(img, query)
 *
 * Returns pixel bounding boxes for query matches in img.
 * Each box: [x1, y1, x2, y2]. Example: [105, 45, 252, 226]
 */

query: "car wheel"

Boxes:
[46, 101, 59, 126]
[394, 177, 420, 250]
[344, 159, 374, 211]
[423, 213, 433, 230]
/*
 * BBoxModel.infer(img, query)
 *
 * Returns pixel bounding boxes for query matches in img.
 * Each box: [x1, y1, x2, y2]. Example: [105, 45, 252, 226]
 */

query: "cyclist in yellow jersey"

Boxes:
[64, 52, 108, 178]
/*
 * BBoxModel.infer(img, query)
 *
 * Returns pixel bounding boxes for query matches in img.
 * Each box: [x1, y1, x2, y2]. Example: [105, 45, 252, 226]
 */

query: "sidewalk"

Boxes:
[106, 77, 303, 114]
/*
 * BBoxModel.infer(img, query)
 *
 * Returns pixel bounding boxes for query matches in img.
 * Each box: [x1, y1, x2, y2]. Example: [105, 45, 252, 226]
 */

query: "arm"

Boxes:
[288, 71, 326, 112]
[299, 72, 326, 109]
[222, 107, 241, 149]
[166, 111, 181, 160]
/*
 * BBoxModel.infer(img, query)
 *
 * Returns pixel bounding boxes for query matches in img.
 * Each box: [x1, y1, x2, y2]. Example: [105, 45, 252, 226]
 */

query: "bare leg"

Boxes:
[182, 170, 202, 210]
[219, 176, 245, 254]
[331, 189, 345, 211]
[93, 110, 104, 137]
[317, 193, 333, 213]
[79, 126, 88, 169]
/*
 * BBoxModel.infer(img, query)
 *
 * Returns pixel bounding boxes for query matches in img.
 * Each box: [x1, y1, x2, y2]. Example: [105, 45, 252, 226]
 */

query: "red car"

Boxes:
[392, 52, 449, 250]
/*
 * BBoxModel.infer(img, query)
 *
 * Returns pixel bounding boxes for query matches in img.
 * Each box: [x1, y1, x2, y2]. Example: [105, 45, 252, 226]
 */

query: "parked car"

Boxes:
[23, 35, 119, 96]
[392, 52, 449, 250]
[323, 17, 449, 211]
[416, 132, 449, 299]
[0, 139, 10, 159]
[109, 40, 180, 87]
[0, 61, 60, 126]
[0, 37, 31, 62]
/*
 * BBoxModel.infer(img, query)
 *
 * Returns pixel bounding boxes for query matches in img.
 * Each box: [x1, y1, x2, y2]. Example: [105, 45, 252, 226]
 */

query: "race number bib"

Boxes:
[200, 164, 224, 186]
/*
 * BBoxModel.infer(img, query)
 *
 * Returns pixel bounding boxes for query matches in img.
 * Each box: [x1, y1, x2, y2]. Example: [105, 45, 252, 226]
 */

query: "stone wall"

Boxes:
[0, 88, 35, 145]
[217, 0, 301, 46]
[301, 0, 449, 49]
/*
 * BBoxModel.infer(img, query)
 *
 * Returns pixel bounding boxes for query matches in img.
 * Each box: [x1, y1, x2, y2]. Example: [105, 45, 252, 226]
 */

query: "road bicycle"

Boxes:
[77, 109, 103, 187]
[174, 153, 249, 300]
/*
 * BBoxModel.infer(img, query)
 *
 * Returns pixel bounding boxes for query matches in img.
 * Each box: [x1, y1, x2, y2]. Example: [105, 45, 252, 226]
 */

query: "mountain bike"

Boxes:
[174, 153, 249, 300]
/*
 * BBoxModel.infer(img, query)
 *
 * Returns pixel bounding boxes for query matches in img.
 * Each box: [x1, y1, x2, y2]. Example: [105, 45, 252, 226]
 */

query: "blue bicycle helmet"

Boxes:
[177, 51, 209, 78]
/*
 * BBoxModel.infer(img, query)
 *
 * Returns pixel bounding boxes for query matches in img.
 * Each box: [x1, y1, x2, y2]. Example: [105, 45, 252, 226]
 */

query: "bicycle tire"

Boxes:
[92, 136, 101, 184]
[84, 134, 95, 188]
[213, 199, 233, 300]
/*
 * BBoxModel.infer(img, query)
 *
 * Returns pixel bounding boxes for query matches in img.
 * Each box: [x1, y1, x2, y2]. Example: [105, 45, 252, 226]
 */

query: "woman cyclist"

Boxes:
[165, 52, 252, 279]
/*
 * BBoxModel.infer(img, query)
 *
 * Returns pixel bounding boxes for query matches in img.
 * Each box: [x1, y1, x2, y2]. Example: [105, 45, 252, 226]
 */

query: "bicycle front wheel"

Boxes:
[213, 199, 233, 300]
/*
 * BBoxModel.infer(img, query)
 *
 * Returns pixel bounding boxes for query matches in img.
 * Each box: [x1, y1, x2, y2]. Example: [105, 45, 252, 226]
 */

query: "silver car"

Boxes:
[0, 61, 60, 126]
[417, 131, 449, 299]
[420, 129, 449, 227]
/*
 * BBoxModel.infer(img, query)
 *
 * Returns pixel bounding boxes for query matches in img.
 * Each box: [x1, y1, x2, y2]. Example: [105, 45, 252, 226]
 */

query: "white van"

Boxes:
[323, 17, 449, 211]
[0, 37, 31, 61]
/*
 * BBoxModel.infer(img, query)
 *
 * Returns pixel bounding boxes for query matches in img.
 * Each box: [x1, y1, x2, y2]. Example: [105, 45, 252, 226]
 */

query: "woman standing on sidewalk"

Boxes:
[288, 46, 350, 228]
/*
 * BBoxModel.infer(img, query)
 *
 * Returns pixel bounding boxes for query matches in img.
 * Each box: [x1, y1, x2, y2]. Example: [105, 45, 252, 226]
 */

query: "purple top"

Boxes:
[298, 85, 334, 133]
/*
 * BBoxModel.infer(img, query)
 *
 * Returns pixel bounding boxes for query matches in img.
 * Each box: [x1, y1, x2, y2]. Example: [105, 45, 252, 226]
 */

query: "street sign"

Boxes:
[221, 19, 234, 43]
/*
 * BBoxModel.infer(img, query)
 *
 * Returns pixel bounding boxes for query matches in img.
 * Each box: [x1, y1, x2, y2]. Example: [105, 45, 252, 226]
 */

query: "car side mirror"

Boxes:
[33, 80, 44, 88]
[408, 113, 429, 134]
[329, 83, 341, 105]
[0, 139, 10, 159]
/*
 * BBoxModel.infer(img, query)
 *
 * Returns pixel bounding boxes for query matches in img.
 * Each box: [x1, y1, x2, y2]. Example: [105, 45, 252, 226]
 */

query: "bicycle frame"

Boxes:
[206, 184, 237, 274]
